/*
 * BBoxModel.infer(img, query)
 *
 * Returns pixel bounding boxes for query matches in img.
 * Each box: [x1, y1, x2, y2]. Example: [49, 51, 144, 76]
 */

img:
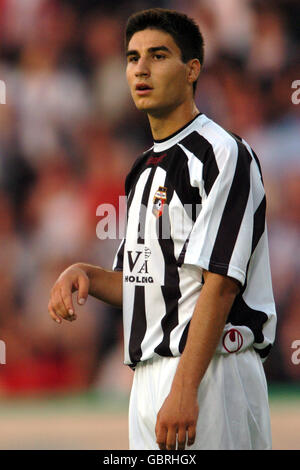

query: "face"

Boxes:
[126, 28, 195, 117]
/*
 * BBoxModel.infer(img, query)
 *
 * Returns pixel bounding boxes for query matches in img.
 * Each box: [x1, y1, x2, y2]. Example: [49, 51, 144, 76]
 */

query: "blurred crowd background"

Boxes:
[0, 0, 299, 397]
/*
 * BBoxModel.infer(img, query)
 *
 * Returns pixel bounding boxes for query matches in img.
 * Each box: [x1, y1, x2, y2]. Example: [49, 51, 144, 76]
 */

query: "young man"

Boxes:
[48, 9, 276, 450]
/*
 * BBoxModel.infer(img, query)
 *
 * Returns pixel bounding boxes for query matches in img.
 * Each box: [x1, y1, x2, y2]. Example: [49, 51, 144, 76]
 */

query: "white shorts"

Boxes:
[128, 348, 272, 450]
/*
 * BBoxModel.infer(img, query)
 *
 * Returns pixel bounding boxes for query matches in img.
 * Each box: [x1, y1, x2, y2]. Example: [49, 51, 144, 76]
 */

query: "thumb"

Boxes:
[77, 273, 89, 305]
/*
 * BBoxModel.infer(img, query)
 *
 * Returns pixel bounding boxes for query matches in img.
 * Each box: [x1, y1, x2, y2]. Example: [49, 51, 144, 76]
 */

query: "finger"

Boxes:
[77, 275, 89, 306]
[166, 426, 177, 450]
[51, 288, 73, 321]
[155, 424, 167, 450]
[60, 287, 77, 320]
[187, 424, 196, 447]
[177, 427, 187, 450]
[48, 302, 62, 324]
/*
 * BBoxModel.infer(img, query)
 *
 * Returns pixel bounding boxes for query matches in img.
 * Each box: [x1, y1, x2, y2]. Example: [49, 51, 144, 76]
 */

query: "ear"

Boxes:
[187, 59, 201, 86]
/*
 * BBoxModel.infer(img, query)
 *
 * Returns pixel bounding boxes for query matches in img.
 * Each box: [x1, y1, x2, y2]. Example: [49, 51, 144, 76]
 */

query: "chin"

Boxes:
[134, 102, 149, 111]
[134, 99, 167, 116]
[134, 97, 153, 109]
[135, 104, 155, 114]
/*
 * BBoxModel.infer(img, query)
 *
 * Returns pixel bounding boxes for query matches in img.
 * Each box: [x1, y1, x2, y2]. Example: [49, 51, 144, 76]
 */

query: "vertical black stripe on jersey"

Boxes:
[176, 132, 219, 267]
[114, 238, 125, 271]
[252, 195, 266, 258]
[137, 167, 156, 244]
[226, 194, 269, 355]
[154, 183, 182, 357]
[180, 131, 219, 196]
[236, 195, 266, 293]
[125, 148, 153, 196]
[178, 322, 190, 354]
[128, 167, 157, 364]
[248, 147, 264, 183]
[155, 144, 204, 268]
[114, 183, 139, 272]
[127, 181, 137, 213]
[128, 285, 146, 366]
[229, 131, 264, 183]
[209, 140, 252, 275]
[157, 145, 202, 216]
[177, 237, 190, 268]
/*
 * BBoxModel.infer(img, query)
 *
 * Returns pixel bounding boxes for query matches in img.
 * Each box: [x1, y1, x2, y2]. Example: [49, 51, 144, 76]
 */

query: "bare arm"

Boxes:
[78, 263, 123, 307]
[48, 263, 122, 324]
[155, 270, 240, 450]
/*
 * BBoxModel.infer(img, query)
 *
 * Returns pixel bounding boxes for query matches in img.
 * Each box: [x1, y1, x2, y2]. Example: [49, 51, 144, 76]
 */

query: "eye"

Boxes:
[153, 54, 166, 60]
[127, 56, 138, 63]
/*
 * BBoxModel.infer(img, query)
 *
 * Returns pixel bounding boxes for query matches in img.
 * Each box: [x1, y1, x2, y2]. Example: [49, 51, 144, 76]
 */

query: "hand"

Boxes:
[155, 388, 199, 450]
[48, 264, 90, 324]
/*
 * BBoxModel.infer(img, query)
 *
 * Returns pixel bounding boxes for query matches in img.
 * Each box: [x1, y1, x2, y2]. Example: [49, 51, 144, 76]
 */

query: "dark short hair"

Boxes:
[125, 8, 204, 93]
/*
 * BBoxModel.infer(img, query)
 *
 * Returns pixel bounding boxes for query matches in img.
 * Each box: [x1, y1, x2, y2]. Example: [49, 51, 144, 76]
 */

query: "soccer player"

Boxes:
[48, 8, 276, 450]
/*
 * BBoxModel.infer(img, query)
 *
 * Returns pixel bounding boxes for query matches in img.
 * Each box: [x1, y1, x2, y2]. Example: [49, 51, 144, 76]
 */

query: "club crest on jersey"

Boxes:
[152, 186, 167, 218]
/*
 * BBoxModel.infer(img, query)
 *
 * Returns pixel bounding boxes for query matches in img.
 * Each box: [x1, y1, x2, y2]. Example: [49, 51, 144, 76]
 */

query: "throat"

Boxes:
[148, 105, 200, 141]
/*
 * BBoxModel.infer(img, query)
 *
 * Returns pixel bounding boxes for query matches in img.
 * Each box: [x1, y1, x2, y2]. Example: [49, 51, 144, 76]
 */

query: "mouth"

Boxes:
[135, 83, 153, 95]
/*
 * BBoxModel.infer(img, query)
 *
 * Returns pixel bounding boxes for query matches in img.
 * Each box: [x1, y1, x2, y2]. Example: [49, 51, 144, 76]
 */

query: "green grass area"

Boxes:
[268, 383, 300, 403]
[0, 388, 130, 416]
[0, 383, 298, 416]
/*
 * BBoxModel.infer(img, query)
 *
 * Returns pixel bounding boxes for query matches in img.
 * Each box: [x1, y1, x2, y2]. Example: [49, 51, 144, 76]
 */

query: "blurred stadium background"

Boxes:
[0, 0, 299, 450]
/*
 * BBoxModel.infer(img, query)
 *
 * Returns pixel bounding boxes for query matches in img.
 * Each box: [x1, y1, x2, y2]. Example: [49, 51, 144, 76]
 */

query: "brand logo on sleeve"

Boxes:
[222, 329, 243, 353]
[152, 186, 167, 218]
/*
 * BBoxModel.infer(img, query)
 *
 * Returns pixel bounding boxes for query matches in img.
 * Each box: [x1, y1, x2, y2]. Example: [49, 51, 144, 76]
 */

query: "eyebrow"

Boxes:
[126, 46, 171, 58]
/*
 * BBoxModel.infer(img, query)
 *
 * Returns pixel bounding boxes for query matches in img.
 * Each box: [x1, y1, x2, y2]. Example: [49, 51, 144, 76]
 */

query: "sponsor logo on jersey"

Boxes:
[152, 186, 167, 218]
[125, 247, 153, 283]
[124, 274, 154, 283]
[222, 328, 243, 353]
[144, 246, 151, 259]
[147, 153, 167, 165]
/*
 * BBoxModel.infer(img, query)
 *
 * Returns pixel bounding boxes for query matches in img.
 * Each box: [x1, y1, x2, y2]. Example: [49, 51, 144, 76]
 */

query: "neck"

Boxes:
[147, 100, 200, 141]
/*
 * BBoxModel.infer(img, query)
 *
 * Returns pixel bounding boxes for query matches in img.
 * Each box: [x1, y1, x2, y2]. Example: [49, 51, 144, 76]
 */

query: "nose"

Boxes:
[135, 56, 150, 77]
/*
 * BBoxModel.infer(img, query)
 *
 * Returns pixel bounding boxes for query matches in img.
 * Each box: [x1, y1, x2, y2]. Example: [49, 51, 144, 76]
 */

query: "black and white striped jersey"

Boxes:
[113, 113, 276, 369]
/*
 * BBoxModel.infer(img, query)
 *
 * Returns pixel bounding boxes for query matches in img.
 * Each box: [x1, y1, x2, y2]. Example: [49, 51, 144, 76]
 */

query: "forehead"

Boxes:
[127, 28, 181, 56]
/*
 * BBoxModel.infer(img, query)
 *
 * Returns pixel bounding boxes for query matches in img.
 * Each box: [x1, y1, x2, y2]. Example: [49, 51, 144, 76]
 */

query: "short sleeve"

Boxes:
[183, 138, 257, 286]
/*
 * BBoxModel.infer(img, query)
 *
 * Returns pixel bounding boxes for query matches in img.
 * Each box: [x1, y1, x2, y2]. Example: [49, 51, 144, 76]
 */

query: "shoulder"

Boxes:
[178, 117, 241, 176]
[201, 117, 239, 155]
[178, 115, 239, 161]
[200, 116, 260, 169]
